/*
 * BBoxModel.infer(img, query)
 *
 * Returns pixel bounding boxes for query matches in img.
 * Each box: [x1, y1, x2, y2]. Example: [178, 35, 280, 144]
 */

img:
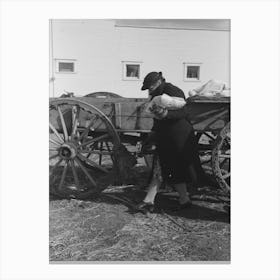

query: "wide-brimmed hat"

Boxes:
[141, 72, 161, 90]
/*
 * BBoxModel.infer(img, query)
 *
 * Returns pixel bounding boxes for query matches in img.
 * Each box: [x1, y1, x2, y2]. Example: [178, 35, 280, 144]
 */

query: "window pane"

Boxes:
[187, 66, 200, 79]
[59, 62, 74, 72]
[126, 64, 140, 78]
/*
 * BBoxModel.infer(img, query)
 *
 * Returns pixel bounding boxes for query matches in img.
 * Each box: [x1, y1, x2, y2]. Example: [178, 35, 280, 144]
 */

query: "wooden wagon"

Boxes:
[49, 95, 230, 199]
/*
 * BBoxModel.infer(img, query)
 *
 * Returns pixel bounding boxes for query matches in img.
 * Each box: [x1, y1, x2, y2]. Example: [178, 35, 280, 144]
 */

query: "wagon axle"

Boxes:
[59, 143, 78, 160]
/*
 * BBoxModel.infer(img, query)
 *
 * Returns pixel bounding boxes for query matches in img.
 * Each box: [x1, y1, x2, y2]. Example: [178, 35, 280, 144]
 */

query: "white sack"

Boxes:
[146, 93, 186, 114]
[188, 79, 229, 97]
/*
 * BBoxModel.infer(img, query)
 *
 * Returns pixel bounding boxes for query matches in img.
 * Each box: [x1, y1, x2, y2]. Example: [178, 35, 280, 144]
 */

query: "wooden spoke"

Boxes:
[49, 153, 59, 160]
[74, 157, 97, 188]
[49, 158, 63, 179]
[57, 105, 69, 141]
[71, 105, 80, 138]
[49, 147, 59, 152]
[91, 117, 104, 131]
[99, 142, 104, 165]
[219, 154, 231, 159]
[80, 133, 110, 148]
[201, 158, 212, 164]
[77, 154, 109, 173]
[49, 122, 64, 143]
[79, 149, 112, 156]
[203, 131, 216, 141]
[224, 137, 230, 146]
[203, 165, 213, 171]
[58, 160, 69, 192]
[105, 141, 112, 152]
[219, 158, 228, 168]
[86, 141, 99, 151]
[222, 172, 230, 179]
[105, 141, 115, 162]
[49, 138, 62, 147]
[70, 159, 80, 189]
[78, 115, 98, 141]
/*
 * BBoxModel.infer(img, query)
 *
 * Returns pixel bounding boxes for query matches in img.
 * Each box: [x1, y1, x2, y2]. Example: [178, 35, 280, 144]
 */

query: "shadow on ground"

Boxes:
[50, 183, 230, 224]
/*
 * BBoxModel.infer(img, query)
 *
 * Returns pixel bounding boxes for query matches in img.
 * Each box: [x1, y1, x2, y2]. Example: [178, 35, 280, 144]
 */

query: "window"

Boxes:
[122, 61, 142, 80]
[55, 59, 76, 73]
[183, 63, 202, 81]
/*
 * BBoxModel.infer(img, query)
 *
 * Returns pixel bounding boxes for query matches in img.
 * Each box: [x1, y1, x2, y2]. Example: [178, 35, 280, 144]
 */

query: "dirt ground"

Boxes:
[49, 167, 230, 262]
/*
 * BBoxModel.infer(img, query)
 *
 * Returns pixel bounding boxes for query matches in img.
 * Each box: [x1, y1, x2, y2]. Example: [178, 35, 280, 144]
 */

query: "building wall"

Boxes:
[49, 19, 230, 98]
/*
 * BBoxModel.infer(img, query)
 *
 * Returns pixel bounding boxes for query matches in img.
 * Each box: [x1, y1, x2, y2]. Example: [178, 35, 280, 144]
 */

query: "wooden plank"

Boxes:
[187, 96, 230, 104]
[50, 96, 230, 133]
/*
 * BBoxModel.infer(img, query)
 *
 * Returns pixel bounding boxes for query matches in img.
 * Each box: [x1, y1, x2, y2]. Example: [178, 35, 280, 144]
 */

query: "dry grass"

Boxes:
[49, 177, 230, 262]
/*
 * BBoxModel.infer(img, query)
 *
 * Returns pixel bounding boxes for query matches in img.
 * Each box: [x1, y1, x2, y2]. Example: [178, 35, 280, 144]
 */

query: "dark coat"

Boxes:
[150, 81, 202, 184]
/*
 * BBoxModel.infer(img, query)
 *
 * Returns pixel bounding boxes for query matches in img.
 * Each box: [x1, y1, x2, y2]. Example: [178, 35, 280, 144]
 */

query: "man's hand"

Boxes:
[143, 131, 156, 146]
[140, 132, 157, 155]
[154, 108, 168, 120]
[150, 104, 168, 119]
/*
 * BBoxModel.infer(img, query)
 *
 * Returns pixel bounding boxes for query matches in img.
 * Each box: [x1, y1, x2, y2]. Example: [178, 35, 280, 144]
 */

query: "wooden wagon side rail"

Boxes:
[186, 96, 230, 133]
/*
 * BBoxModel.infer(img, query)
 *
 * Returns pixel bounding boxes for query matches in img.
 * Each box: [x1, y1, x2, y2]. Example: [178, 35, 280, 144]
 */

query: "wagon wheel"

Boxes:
[211, 122, 230, 193]
[196, 131, 218, 174]
[49, 98, 121, 199]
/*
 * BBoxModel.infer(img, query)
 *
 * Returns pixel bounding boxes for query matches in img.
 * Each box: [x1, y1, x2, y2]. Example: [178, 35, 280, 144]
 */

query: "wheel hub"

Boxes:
[59, 143, 77, 159]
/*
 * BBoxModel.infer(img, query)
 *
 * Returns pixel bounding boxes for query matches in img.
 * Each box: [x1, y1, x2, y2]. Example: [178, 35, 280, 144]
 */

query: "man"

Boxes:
[137, 71, 201, 213]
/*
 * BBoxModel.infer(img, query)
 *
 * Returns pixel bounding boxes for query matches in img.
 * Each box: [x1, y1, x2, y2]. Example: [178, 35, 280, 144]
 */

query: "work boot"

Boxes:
[135, 202, 155, 214]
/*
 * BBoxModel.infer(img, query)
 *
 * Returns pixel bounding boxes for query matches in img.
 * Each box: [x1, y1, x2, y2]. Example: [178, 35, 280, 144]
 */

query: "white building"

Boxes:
[49, 19, 230, 98]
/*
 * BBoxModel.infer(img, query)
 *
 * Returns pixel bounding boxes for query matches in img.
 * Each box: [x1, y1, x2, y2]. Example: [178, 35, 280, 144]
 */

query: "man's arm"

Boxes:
[164, 105, 189, 120]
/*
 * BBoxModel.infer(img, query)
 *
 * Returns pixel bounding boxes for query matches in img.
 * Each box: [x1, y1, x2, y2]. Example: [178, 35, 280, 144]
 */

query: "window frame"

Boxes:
[55, 59, 77, 74]
[183, 62, 202, 82]
[122, 61, 142, 81]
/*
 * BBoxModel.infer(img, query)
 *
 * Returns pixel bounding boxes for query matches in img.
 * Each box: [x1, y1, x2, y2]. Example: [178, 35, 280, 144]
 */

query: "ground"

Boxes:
[49, 167, 230, 262]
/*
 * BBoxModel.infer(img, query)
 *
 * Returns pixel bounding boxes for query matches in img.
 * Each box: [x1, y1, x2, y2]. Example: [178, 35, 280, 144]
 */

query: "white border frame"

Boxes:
[183, 62, 202, 82]
[1, 1, 280, 280]
[122, 61, 142, 81]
